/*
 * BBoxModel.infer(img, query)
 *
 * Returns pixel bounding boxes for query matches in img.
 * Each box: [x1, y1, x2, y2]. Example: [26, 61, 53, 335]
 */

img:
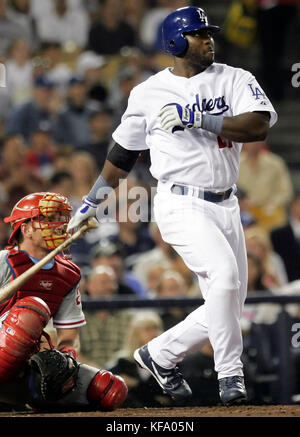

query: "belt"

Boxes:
[170, 184, 233, 203]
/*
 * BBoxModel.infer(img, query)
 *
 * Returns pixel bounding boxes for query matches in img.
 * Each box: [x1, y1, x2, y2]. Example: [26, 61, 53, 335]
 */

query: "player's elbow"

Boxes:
[248, 113, 270, 141]
[243, 119, 269, 142]
[254, 121, 269, 141]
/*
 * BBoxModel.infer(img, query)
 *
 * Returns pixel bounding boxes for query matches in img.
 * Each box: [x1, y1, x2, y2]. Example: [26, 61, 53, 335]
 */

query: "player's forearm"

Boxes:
[56, 328, 80, 353]
[220, 112, 269, 143]
[86, 160, 128, 204]
[101, 160, 129, 189]
[87, 144, 142, 203]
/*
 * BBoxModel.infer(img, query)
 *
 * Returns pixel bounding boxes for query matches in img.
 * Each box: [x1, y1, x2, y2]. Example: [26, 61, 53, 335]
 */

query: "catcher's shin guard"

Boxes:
[0, 296, 51, 384]
[87, 369, 128, 410]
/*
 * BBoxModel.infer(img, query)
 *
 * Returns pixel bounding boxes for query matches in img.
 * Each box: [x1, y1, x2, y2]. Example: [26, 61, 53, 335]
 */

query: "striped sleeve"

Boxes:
[53, 284, 86, 329]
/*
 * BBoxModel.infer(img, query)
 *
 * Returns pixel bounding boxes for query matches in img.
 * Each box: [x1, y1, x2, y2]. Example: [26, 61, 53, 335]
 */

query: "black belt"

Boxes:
[170, 184, 233, 203]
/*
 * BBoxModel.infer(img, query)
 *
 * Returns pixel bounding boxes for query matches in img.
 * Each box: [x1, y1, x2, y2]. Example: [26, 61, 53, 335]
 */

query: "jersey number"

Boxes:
[217, 136, 233, 149]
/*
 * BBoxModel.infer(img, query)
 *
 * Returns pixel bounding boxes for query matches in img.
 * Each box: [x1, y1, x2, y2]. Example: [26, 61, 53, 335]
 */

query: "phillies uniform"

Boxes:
[0, 248, 86, 330]
[112, 63, 277, 379]
[0, 191, 128, 410]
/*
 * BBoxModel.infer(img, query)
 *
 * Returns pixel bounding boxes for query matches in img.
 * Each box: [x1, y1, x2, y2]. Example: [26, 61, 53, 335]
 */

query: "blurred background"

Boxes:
[0, 0, 300, 408]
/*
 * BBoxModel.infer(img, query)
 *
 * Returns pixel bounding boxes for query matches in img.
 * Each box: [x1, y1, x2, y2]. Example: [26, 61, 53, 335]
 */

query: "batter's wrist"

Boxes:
[87, 175, 113, 204]
[193, 111, 202, 128]
[201, 114, 224, 135]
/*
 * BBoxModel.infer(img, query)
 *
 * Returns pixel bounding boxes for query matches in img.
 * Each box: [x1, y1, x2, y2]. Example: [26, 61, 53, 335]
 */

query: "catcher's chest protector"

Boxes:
[0, 249, 81, 317]
[0, 296, 51, 384]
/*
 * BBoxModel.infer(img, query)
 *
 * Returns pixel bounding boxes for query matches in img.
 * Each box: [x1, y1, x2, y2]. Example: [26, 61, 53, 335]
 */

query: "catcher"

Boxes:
[0, 192, 127, 412]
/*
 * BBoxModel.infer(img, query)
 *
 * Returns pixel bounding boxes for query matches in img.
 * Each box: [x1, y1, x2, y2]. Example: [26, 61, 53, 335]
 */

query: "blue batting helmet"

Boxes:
[162, 6, 220, 56]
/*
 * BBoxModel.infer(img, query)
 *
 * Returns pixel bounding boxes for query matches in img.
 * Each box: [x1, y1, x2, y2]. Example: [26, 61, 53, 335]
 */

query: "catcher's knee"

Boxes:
[0, 296, 51, 383]
[87, 370, 128, 410]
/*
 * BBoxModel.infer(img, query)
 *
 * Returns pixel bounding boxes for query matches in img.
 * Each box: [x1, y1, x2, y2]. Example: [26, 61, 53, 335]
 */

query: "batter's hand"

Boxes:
[67, 197, 98, 232]
[159, 103, 202, 131]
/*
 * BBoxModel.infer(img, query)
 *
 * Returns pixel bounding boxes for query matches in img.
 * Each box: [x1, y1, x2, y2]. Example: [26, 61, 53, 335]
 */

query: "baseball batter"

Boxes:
[0, 192, 127, 411]
[68, 6, 277, 405]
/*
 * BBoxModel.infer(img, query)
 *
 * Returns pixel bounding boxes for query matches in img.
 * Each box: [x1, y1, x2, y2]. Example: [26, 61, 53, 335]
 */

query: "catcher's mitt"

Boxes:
[28, 349, 79, 402]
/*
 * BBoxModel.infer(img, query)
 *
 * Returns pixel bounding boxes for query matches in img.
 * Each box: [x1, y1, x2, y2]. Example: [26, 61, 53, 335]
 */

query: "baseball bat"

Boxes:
[0, 218, 99, 305]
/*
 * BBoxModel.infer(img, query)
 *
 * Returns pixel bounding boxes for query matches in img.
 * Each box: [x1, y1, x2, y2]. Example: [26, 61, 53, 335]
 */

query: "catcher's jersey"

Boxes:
[112, 63, 277, 191]
[0, 249, 86, 329]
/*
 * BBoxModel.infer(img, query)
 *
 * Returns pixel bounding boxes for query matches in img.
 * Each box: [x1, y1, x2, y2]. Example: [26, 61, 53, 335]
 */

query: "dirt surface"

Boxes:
[1, 405, 300, 417]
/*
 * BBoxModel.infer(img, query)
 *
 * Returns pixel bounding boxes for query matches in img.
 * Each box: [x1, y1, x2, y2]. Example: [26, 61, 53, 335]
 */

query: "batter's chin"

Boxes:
[198, 57, 214, 71]
[186, 50, 214, 71]
[203, 57, 214, 67]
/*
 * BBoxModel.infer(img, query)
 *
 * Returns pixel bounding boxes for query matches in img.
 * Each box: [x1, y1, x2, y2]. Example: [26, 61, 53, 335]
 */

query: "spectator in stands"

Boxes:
[108, 66, 142, 128]
[35, 0, 89, 48]
[271, 195, 300, 283]
[110, 196, 156, 265]
[154, 269, 190, 331]
[8, 0, 36, 50]
[107, 311, 172, 407]
[53, 75, 96, 149]
[0, 0, 32, 56]
[68, 151, 98, 207]
[241, 252, 274, 333]
[30, 0, 86, 19]
[238, 140, 294, 231]
[5, 38, 33, 106]
[123, 0, 146, 34]
[38, 41, 73, 97]
[47, 170, 74, 200]
[146, 263, 167, 297]
[132, 222, 172, 287]
[76, 50, 108, 106]
[244, 225, 288, 289]
[91, 238, 148, 297]
[51, 147, 74, 173]
[78, 265, 133, 368]
[156, 269, 188, 298]
[0, 134, 45, 214]
[87, 0, 136, 55]
[236, 186, 256, 229]
[240, 251, 279, 404]
[133, 222, 201, 296]
[5, 74, 59, 145]
[79, 108, 113, 172]
[25, 124, 57, 181]
[67, 151, 99, 266]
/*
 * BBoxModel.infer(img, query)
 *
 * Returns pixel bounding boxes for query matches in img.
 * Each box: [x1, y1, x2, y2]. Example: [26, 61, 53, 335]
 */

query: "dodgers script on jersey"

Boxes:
[112, 63, 277, 191]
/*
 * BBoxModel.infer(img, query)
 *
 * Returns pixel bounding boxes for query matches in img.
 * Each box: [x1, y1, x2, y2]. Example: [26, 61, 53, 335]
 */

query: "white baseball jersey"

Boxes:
[112, 63, 277, 191]
[0, 249, 86, 329]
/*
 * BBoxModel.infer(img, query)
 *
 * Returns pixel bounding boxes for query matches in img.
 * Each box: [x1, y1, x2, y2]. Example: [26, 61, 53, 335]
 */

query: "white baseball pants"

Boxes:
[148, 181, 248, 379]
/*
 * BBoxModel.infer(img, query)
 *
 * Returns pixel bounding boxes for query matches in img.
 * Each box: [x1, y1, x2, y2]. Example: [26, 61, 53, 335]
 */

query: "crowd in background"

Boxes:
[0, 0, 300, 408]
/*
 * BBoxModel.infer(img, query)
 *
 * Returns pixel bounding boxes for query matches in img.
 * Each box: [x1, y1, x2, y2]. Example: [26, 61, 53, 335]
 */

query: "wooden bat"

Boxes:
[0, 218, 99, 305]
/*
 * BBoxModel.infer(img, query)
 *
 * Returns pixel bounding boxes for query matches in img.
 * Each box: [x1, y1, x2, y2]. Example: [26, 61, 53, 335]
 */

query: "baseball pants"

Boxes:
[148, 181, 248, 379]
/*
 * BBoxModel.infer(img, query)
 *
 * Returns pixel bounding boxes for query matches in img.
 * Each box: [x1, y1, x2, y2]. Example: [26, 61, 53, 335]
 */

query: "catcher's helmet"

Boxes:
[4, 192, 72, 249]
[162, 6, 220, 56]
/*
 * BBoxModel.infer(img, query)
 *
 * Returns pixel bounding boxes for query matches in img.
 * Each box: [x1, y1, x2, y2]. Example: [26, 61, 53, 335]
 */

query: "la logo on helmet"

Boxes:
[197, 8, 208, 25]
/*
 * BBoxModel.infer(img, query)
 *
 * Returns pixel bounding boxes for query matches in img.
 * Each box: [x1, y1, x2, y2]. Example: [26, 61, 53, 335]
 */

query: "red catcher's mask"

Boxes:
[4, 192, 73, 249]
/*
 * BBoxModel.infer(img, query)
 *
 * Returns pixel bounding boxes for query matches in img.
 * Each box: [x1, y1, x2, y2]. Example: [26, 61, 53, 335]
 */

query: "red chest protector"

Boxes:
[0, 249, 81, 318]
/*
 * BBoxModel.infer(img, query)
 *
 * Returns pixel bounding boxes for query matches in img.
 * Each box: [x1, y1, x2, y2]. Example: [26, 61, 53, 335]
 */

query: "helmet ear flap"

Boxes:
[164, 31, 188, 57]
